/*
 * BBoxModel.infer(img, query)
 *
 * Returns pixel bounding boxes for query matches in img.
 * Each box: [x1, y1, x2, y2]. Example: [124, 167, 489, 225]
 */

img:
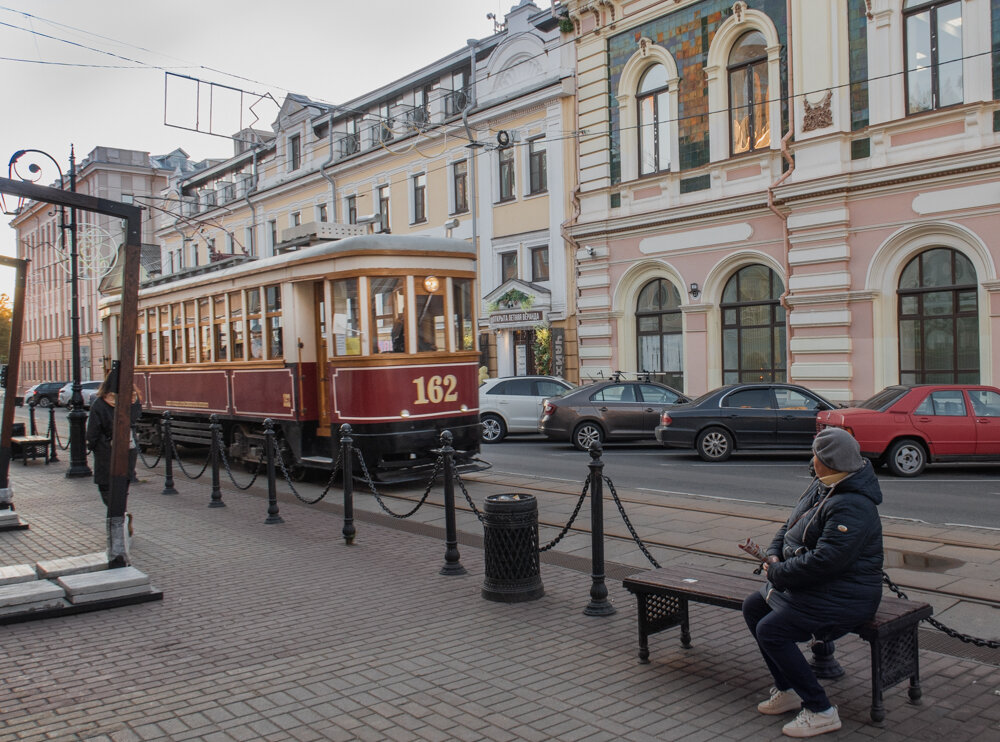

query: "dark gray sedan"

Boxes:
[655, 383, 837, 461]
[539, 380, 690, 450]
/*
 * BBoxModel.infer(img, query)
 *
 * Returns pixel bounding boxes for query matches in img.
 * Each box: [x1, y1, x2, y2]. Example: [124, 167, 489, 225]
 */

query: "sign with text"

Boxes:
[489, 310, 543, 329]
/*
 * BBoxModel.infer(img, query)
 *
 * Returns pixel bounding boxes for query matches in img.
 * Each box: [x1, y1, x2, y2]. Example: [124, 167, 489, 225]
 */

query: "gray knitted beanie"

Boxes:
[813, 427, 864, 473]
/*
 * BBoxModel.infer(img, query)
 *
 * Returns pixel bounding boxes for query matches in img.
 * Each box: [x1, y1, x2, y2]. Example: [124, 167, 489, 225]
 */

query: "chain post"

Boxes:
[263, 418, 284, 524]
[47, 405, 59, 462]
[161, 411, 178, 495]
[29, 404, 37, 436]
[208, 414, 225, 508]
[439, 430, 467, 576]
[340, 424, 355, 544]
[584, 442, 615, 616]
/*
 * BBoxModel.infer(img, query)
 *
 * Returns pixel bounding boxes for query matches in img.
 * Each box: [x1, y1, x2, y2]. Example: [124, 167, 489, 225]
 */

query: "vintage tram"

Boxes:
[99, 233, 482, 480]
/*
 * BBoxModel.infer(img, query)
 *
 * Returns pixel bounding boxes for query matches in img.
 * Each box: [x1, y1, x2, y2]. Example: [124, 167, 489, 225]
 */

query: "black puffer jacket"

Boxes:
[764, 461, 884, 626]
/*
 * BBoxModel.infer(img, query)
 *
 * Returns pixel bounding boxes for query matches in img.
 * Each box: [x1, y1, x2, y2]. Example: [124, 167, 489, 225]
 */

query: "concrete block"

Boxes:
[66, 585, 155, 605]
[0, 580, 65, 608]
[0, 510, 19, 525]
[35, 552, 108, 579]
[0, 564, 37, 586]
[0, 598, 67, 616]
[57, 566, 150, 597]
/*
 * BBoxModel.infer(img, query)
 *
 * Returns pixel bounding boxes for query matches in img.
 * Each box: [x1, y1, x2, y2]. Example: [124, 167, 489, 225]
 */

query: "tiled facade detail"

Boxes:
[848, 0, 870, 131]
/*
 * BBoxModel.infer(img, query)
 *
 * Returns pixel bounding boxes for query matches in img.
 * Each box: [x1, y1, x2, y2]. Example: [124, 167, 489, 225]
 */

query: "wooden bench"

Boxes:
[623, 565, 932, 723]
[10, 435, 51, 465]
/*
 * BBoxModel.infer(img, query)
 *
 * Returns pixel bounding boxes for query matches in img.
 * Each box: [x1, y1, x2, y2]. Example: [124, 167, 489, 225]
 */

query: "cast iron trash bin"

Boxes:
[481, 493, 544, 603]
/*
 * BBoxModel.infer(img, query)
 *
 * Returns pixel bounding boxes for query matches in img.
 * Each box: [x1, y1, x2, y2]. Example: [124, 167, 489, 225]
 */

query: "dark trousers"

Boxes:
[742, 590, 835, 712]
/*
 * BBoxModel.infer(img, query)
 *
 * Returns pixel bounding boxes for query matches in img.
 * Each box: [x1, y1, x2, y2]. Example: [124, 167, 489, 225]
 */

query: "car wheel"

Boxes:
[572, 421, 604, 451]
[697, 427, 733, 462]
[480, 414, 506, 443]
[886, 438, 926, 477]
[38, 397, 52, 408]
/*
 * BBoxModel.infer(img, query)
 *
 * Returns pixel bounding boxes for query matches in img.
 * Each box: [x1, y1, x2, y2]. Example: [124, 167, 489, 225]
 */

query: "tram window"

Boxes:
[370, 277, 406, 353]
[229, 291, 245, 360]
[265, 285, 282, 359]
[148, 309, 159, 365]
[332, 278, 361, 356]
[199, 298, 211, 363]
[247, 288, 263, 359]
[453, 278, 475, 351]
[415, 280, 445, 352]
[159, 308, 170, 364]
[214, 296, 228, 361]
[171, 304, 183, 363]
[184, 300, 197, 363]
[136, 312, 146, 365]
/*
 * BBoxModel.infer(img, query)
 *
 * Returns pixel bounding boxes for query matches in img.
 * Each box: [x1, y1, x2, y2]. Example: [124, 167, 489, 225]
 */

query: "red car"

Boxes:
[816, 384, 1000, 477]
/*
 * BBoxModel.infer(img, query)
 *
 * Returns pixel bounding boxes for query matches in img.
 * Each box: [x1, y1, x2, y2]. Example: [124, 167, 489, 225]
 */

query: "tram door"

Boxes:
[314, 281, 331, 436]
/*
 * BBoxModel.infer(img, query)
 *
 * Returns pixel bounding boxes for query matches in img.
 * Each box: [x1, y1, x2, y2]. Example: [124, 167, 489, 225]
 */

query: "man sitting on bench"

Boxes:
[742, 426, 884, 738]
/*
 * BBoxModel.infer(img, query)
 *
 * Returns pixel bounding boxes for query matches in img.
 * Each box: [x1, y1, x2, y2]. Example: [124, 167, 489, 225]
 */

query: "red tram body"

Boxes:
[100, 234, 482, 479]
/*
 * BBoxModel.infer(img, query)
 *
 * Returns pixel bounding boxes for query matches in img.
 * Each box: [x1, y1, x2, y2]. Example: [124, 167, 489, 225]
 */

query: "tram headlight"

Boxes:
[423, 275, 440, 293]
[400, 409, 410, 417]
[460, 404, 468, 411]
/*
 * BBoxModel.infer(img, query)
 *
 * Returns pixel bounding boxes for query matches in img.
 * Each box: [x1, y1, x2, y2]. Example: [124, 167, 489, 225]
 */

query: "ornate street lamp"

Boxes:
[8, 147, 92, 477]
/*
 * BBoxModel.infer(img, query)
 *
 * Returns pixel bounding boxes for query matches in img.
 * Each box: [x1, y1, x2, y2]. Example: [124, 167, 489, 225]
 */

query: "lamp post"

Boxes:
[8, 147, 91, 477]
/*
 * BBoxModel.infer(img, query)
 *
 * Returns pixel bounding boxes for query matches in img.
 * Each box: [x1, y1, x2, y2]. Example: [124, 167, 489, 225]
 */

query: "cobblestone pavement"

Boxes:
[0, 434, 997, 741]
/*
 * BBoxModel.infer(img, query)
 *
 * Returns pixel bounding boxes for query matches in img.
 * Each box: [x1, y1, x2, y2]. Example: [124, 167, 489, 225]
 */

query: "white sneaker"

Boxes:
[782, 707, 841, 738]
[758, 687, 802, 715]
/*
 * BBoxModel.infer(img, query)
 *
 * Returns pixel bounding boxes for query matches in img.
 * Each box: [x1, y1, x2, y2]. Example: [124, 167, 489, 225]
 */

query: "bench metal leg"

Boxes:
[679, 597, 691, 649]
[869, 639, 885, 723]
[636, 594, 650, 664]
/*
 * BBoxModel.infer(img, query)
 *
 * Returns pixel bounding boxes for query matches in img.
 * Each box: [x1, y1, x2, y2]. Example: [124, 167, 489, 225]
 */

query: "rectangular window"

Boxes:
[528, 138, 547, 194]
[184, 300, 197, 363]
[377, 185, 390, 233]
[247, 288, 263, 359]
[347, 195, 357, 224]
[331, 278, 361, 356]
[452, 160, 468, 213]
[245, 226, 255, 256]
[531, 246, 549, 282]
[265, 285, 283, 359]
[289, 134, 301, 170]
[213, 296, 228, 361]
[317, 202, 328, 222]
[452, 278, 475, 351]
[198, 297, 211, 363]
[229, 291, 244, 360]
[414, 279, 445, 352]
[499, 148, 515, 202]
[370, 277, 406, 354]
[170, 304, 183, 363]
[501, 252, 517, 282]
[269, 220, 277, 253]
[291, 212, 301, 228]
[905, 0, 963, 114]
[412, 173, 427, 224]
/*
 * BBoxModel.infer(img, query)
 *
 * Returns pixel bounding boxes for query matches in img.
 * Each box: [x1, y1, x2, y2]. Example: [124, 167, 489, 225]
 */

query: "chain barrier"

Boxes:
[169, 436, 212, 479]
[538, 477, 591, 553]
[452, 467, 484, 523]
[51, 420, 70, 451]
[134, 429, 163, 469]
[603, 475, 662, 569]
[216, 436, 264, 491]
[354, 446, 441, 519]
[270, 438, 344, 505]
[881, 571, 999, 649]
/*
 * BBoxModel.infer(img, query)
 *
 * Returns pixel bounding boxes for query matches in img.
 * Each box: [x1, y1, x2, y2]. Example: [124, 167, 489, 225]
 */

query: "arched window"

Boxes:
[898, 248, 978, 383]
[637, 64, 671, 176]
[728, 31, 769, 155]
[636, 279, 683, 389]
[721, 265, 785, 383]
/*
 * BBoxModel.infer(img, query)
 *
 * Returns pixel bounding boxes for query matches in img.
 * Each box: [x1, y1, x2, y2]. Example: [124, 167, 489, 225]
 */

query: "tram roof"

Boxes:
[133, 233, 476, 298]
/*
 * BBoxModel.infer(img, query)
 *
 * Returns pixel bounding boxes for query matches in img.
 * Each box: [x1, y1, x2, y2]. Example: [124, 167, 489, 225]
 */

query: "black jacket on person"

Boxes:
[85, 398, 142, 490]
[764, 461, 884, 627]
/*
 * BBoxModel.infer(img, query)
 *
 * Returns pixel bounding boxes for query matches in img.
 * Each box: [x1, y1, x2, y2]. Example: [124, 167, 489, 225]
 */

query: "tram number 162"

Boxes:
[412, 375, 459, 405]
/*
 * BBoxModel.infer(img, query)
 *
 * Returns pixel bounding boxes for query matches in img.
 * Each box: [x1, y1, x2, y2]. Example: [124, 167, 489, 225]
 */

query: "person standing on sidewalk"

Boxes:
[742, 426, 884, 738]
[85, 377, 133, 535]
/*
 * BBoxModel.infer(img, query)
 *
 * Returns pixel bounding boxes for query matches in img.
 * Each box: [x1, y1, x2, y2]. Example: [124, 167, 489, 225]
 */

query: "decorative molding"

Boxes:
[802, 91, 833, 132]
[731, 1, 748, 24]
[638, 36, 652, 58]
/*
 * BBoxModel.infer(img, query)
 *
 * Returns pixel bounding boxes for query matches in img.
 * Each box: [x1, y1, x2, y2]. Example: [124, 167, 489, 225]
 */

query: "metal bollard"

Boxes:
[263, 418, 283, 524]
[208, 414, 225, 508]
[47, 405, 59, 462]
[583, 442, 615, 616]
[439, 430, 467, 576]
[340, 424, 355, 545]
[161, 411, 178, 495]
[29, 404, 37, 436]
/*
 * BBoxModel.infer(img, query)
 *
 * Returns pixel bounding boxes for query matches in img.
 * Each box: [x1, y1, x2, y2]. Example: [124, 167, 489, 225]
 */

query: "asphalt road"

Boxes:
[478, 435, 1000, 530]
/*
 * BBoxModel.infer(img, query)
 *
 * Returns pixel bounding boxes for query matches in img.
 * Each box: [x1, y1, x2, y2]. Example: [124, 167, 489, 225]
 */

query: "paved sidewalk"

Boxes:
[0, 448, 997, 741]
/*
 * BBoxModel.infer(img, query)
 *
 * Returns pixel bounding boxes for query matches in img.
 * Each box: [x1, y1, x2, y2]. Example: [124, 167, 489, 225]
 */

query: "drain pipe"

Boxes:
[243, 146, 260, 255]
[463, 38, 479, 253]
[320, 111, 338, 222]
[767, 0, 795, 318]
[559, 45, 584, 385]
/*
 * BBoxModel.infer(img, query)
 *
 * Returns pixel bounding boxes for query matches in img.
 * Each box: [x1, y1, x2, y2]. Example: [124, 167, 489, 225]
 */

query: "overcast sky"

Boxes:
[0, 0, 538, 293]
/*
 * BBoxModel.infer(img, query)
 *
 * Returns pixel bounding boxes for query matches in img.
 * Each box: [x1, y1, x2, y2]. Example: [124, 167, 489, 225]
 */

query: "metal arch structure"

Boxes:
[0, 176, 141, 566]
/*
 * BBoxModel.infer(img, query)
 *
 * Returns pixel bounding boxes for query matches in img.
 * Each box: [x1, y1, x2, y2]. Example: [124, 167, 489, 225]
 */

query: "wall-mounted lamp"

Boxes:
[689, 282, 700, 299]
[443, 217, 460, 238]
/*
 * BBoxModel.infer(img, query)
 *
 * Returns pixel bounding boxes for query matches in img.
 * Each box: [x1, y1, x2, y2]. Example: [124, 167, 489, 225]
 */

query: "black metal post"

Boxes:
[584, 442, 615, 616]
[208, 414, 224, 508]
[340, 423, 355, 545]
[65, 147, 90, 478]
[161, 411, 177, 495]
[0, 255, 28, 507]
[439, 430, 467, 576]
[263, 418, 283, 524]
[28, 404, 37, 436]
[47, 405, 59, 462]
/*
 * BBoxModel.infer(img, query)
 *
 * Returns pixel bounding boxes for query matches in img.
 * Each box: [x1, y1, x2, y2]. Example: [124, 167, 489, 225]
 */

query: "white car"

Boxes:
[479, 375, 573, 443]
[58, 380, 103, 408]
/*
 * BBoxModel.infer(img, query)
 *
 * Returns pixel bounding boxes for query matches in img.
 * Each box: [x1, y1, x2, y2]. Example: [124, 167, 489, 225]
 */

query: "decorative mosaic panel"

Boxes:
[607, 0, 788, 182]
[848, 0, 870, 131]
[679, 173, 711, 193]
